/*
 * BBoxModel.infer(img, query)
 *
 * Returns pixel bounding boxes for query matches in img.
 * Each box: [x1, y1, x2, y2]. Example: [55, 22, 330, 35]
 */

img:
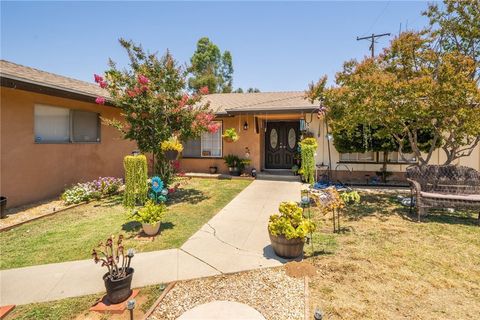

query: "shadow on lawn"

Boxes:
[344, 192, 479, 226]
[122, 221, 175, 236]
[343, 193, 408, 221]
[167, 188, 208, 205]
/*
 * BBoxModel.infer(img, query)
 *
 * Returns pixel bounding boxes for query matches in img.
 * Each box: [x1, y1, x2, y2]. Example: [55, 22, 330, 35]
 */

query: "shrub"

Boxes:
[339, 190, 361, 205]
[223, 154, 241, 167]
[131, 200, 167, 225]
[222, 128, 239, 142]
[91, 177, 122, 195]
[123, 155, 148, 208]
[160, 137, 184, 152]
[268, 201, 315, 240]
[62, 184, 98, 205]
[299, 138, 318, 184]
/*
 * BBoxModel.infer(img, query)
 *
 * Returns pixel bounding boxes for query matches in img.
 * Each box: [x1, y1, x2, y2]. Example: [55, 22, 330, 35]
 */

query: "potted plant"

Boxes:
[268, 201, 315, 258]
[223, 154, 241, 176]
[291, 165, 299, 175]
[161, 137, 183, 160]
[131, 200, 167, 236]
[222, 128, 239, 143]
[209, 166, 218, 174]
[92, 235, 135, 304]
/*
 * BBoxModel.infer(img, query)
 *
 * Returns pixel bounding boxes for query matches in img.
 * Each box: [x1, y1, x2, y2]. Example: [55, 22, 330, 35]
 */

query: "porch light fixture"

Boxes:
[243, 121, 249, 130]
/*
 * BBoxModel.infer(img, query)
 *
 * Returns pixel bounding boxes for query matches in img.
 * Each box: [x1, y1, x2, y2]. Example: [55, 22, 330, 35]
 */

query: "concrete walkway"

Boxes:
[0, 180, 302, 306]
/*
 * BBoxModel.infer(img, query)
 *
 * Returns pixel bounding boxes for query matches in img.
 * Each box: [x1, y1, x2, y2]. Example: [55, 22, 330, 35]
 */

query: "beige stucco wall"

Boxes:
[309, 117, 480, 177]
[0, 87, 136, 208]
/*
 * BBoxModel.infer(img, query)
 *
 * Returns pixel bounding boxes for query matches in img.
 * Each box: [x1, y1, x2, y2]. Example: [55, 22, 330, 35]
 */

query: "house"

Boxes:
[0, 60, 136, 208]
[180, 93, 480, 182]
[1, 60, 479, 207]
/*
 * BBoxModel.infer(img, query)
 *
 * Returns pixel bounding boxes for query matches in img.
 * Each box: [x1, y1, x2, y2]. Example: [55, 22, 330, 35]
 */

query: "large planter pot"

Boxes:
[164, 150, 179, 161]
[142, 222, 161, 236]
[269, 233, 305, 259]
[103, 268, 134, 304]
[228, 166, 240, 176]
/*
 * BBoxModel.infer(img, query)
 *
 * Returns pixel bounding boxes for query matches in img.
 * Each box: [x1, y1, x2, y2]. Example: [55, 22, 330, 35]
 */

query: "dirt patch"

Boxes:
[149, 268, 304, 320]
[285, 261, 316, 278]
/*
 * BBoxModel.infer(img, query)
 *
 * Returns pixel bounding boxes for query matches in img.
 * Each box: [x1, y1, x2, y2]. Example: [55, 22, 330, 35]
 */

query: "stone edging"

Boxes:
[142, 281, 177, 319]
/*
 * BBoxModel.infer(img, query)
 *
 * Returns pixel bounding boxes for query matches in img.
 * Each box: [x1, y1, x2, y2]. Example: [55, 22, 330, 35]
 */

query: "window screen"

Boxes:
[201, 122, 222, 157]
[183, 138, 201, 157]
[339, 152, 375, 162]
[72, 110, 100, 142]
[182, 121, 222, 158]
[34, 105, 70, 142]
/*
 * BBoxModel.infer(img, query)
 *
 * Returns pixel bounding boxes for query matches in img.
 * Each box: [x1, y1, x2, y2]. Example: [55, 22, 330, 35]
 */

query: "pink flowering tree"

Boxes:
[95, 39, 220, 184]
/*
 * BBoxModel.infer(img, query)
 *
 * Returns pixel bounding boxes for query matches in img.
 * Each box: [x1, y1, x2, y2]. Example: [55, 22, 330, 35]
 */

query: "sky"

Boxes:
[1, 1, 434, 91]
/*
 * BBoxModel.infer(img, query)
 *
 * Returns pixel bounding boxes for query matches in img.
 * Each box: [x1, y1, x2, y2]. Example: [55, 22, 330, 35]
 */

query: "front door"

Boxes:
[265, 121, 300, 169]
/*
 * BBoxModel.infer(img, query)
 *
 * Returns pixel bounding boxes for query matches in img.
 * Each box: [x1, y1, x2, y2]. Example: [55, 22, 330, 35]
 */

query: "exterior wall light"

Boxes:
[243, 121, 249, 130]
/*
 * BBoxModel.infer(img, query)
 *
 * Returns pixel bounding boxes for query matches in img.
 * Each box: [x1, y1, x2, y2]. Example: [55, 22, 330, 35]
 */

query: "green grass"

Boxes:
[0, 178, 251, 269]
[8, 284, 164, 320]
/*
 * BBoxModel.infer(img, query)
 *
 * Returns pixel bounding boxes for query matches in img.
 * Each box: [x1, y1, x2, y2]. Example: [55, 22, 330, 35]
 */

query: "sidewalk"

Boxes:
[0, 180, 302, 306]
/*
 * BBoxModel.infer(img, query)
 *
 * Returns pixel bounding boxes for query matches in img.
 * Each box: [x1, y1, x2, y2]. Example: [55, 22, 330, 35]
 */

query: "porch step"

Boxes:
[256, 170, 301, 182]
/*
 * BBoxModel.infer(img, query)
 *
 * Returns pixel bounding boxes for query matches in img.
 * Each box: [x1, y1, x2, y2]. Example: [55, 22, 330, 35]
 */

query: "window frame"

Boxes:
[182, 120, 223, 159]
[339, 151, 418, 164]
[34, 104, 101, 144]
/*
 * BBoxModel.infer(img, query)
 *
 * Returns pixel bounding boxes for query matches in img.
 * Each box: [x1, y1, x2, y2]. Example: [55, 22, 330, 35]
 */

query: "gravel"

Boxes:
[149, 267, 305, 320]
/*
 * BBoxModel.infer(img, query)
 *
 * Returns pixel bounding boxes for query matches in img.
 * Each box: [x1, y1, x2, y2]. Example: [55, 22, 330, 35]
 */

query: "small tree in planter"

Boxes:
[222, 128, 239, 143]
[92, 235, 135, 304]
[123, 155, 148, 208]
[299, 138, 318, 184]
[268, 201, 315, 258]
[131, 200, 167, 236]
[161, 137, 184, 161]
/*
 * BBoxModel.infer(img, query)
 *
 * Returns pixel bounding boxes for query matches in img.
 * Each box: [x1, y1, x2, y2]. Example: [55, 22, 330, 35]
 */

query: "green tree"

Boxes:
[424, 0, 480, 80]
[95, 39, 220, 185]
[307, 32, 480, 167]
[188, 37, 234, 93]
[247, 88, 261, 93]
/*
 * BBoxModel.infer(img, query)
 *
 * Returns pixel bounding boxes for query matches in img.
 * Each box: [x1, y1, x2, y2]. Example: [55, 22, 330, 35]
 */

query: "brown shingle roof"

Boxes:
[203, 92, 318, 114]
[0, 59, 107, 98]
[1, 59, 318, 114]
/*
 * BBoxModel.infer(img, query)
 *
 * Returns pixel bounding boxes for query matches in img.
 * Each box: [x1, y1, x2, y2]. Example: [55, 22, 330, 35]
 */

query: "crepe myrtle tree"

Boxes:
[94, 39, 220, 185]
[307, 32, 480, 167]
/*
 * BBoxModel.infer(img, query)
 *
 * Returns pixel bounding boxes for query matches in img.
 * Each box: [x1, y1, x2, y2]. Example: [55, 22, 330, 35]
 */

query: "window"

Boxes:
[339, 152, 375, 162]
[34, 105, 100, 143]
[72, 110, 100, 142]
[183, 121, 222, 158]
[34, 105, 70, 142]
[384, 151, 417, 163]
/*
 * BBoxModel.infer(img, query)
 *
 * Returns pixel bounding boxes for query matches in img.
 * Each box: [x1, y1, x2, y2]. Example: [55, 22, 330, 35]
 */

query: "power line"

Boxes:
[356, 33, 391, 58]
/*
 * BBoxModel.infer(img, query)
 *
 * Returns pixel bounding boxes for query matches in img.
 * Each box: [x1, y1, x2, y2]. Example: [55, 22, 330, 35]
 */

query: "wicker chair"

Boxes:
[406, 165, 480, 224]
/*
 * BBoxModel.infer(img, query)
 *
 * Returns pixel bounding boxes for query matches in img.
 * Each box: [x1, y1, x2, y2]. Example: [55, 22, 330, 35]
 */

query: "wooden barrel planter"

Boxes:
[269, 233, 305, 259]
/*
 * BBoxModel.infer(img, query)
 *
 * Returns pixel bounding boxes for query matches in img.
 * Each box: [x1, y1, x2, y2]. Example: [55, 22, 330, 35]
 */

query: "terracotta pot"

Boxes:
[269, 233, 305, 259]
[142, 222, 161, 236]
[103, 268, 134, 304]
[224, 137, 236, 143]
[164, 150, 179, 160]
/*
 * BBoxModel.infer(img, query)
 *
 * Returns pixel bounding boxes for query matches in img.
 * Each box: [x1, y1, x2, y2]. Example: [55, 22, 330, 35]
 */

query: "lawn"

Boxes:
[0, 178, 251, 269]
[8, 284, 164, 320]
[307, 190, 480, 319]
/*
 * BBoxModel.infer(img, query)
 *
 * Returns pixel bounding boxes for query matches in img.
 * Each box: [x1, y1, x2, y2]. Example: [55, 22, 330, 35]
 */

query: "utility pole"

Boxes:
[356, 33, 391, 58]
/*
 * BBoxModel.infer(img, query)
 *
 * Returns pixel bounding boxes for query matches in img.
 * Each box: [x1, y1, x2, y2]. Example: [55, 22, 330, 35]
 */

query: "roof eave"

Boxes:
[1, 75, 115, 106]
[224, 106, 319, 115]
